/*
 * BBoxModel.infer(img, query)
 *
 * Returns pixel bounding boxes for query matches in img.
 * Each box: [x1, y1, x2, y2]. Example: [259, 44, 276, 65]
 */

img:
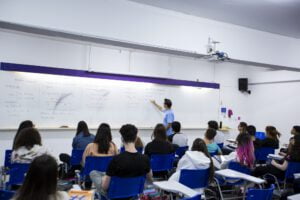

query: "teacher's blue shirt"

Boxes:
[163, 109, 175, 136]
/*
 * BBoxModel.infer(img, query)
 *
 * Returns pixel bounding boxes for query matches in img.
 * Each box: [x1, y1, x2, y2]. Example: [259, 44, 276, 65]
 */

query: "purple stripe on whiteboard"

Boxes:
[0, 62, 220, 89]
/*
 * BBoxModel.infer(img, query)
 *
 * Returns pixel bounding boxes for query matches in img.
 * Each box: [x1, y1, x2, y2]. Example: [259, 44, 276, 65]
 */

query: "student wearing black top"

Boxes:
[280, 125, 300, 155]
[235, 122, 248, 141]
[255, 126, 280, 149]
[101, 124, 153, 193]
[144, 123, 175, 157]
[253, 135, 300, 182]
[247, 125, 256, 140]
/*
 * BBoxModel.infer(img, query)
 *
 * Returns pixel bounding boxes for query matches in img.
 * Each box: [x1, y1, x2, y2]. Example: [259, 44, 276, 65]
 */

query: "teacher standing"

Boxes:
[151, 99, 175, 136]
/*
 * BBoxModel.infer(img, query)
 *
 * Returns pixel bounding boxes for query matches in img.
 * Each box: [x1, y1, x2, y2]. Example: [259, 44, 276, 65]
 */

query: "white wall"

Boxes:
[0, 30, 251, 164]
[0, 0, 299, 69]
[247, 70, 300, 143]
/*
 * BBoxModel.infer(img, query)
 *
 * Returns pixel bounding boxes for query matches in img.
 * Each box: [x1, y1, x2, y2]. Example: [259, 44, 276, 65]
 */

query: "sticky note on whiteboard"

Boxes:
[221, 107, 226, 113]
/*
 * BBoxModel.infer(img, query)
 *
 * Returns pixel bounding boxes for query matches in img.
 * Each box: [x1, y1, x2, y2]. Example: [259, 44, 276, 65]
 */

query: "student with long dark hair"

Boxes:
[12, 120, 34, 150]
[82, 123, 117, 164]
[144, 123, 175, 157]
[169, 138, 214, 183]
[255, 126, 280, 149]
[72, 121, 95, 150]
[253, 135, 300, 181]
[12, 128, 49, 163]
[12, 155, 69, 200]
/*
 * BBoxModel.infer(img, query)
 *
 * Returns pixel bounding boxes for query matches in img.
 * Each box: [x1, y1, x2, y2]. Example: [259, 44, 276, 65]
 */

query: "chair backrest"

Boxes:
[150, 153, 175, 172]
[70, 149, 85, 166]
[179, 169, 210, 189]
[255, 132, 266, 140]
[107, 176, 146, 199]
[228, 161, 251, 175]
[0, 190, 16, 200]
[246, 184, 274, 200]
[181, 194, 201, 200]
[255, 147, 275, 162]
[4, 150, 12, 168]
[217, 143, 224, 149]
[210, 150, 219, 157]
[82, 156, 113, 176]
[175, 146, 189, 158]
[120, 147, 143, 154]
[7, 163, 30, 186]
[285, 162, 300, 179]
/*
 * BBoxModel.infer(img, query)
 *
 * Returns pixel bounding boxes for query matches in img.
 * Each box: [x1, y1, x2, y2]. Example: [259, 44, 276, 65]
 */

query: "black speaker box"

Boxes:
[238, 78, 248, 92]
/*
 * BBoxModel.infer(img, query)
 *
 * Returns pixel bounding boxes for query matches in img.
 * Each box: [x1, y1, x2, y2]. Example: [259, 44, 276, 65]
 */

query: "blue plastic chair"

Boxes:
[210, 150, 219, 157]
[0, 190, 16, 200]
[150, 153, 175, 172]
[217, 143, 224, 149]
[179, 169, 210, 189]
[246, 184, 274, 200]
[120, 146, 143, 154]
[70, 149, 85, 166]
[181, 194, 201, 200]
[82, 156, 113, 176]
[175, 146, 189, 159]
[4, 150, 12, 169]
[104, 176, 146, 199]
[255, 132, 266, 140]
[6, 163, 30, 187]
[255, 147, 275, 163]
[264, 161, 300, 193]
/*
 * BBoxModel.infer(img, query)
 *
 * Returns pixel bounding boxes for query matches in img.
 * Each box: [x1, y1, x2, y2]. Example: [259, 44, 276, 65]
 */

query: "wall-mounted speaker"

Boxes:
[238, 78, 248, 92]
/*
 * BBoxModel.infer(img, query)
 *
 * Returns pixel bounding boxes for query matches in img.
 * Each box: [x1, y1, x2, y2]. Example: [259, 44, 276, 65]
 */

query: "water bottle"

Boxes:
[75, 170, 81, 185]
[0, 167, 5, 190]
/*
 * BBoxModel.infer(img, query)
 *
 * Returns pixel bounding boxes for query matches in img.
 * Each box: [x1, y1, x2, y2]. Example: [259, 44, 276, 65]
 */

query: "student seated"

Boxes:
[72, 121, 95, 150]
[12, 127, 49, 164]
[169, 138, 214, 184]
[247, 125, 261, 149]
[208, 120, 224, 145]
[82, 123, 118, 165]
[12, 155, 69, 200]
[280, 125, 300, 155]
[217, 133, 255, 169]
[255, 126, 280, 149]
[235, 121, 248, 141]
[253, 135, 300, 182]
[91, 124, 153, 195]
[204, 128, 222, 155]
[144, 124, 175, 157]
[12, 120, 34, 150]
[168, 121, 188, 147]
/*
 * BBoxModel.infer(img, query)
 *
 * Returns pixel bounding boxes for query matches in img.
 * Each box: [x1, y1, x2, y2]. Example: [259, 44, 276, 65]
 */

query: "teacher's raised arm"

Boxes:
[150, 99, 175, 136]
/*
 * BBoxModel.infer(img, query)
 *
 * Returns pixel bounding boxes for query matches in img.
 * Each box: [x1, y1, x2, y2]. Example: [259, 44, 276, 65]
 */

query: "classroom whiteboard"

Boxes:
[0, 71, 220, 128]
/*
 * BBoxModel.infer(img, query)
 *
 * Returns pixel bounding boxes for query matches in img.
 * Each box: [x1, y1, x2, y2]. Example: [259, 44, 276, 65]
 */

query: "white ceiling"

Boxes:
[128, 0, 300, 39]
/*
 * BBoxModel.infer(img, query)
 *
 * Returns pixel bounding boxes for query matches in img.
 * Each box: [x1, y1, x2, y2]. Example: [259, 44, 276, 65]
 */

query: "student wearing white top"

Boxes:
[169, 138, 214, 183]
[168, 121, 188, 147]
[12, 155, 69, 200]
[208, 120, 224, 144]
[11, 127, 50, 164]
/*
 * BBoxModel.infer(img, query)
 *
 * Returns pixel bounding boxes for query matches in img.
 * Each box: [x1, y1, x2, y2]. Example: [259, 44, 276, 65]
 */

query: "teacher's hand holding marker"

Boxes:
[150, 99, 175, 136]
